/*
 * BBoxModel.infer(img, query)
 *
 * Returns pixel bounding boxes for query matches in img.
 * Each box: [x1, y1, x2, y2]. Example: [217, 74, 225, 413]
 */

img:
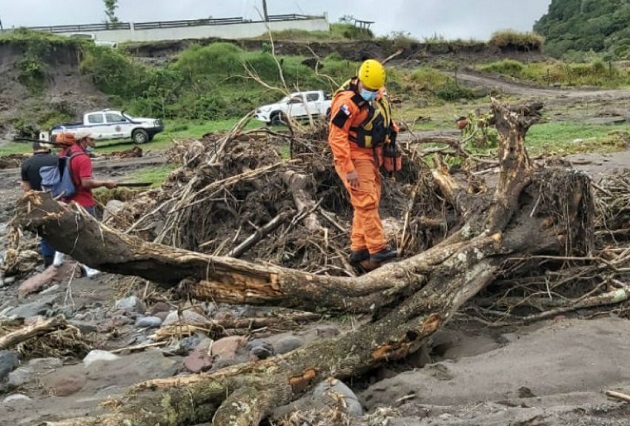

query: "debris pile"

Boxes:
[106, 124, 449, 274]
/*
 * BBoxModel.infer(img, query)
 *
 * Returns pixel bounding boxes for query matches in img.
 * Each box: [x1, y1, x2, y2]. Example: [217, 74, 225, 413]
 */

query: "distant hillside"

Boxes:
[534, 0, 630, 58]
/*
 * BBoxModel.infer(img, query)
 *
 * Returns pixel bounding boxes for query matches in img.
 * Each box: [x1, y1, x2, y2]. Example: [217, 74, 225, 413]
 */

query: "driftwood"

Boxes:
[15, 99, 594, 425]
[0, 316, 67, 350]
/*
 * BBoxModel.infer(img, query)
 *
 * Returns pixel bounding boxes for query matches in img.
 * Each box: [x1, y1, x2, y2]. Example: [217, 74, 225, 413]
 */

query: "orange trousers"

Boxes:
[336, 158, 386, 254]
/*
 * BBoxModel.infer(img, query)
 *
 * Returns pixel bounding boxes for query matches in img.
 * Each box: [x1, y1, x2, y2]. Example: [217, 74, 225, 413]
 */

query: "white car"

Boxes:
[68, 33, 118, 48]
[255, 90, 332, 125]
[49, 110, 164, 144]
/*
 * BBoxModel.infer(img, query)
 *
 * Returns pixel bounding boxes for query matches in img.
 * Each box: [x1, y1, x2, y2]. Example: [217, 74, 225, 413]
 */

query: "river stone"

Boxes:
[135, 316, 163, 328]
[313, 379, 363, 417]
[162, 310, 209, 326]
[0, 351, 19, 380]
[7, 366, 34, 387]
[3, 394, 32, 404]
[27, 357, 63, 370]
[83, 350, 120, 368]
[115, 296, 145, 314]
[5, 295, 57, 319]
[273, 336, 305, 354]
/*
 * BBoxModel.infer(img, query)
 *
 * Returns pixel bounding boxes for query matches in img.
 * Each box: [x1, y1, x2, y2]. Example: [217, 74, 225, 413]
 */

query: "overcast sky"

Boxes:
[0, 0, 552, 41]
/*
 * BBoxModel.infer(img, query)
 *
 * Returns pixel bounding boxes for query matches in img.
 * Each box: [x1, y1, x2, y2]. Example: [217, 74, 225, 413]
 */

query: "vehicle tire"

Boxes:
[132, 129, 149, 144]
[325, 108, 332, 122]
[270, 111, 283, 126]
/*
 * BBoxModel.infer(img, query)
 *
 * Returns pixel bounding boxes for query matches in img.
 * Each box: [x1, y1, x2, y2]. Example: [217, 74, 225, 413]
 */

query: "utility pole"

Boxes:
[262, 0, 269, 21]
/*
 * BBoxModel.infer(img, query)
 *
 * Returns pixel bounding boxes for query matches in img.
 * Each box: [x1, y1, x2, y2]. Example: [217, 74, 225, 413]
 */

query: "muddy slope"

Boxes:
[0, 42, 108, 139]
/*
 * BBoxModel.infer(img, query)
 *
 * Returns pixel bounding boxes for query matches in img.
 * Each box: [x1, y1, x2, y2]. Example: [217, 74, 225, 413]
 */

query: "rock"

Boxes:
[86, 349, 179, 382]
[180, 335, 203, 352]
[162, 310, 210, 327]
[135, 316, 162, 328]
[115, 296, 145, 314]
[5, 295, 57, 319]
[18, 263, 76, 297]
[2, 394, 32, 404]
[97, 315, 134, 333]
[27, 357, 63, 370]
[274, 336, 305, 354]
[154, 311, 169, 322]
[313, 379, 363, 417]
[0, 351, 19, 380]
[7, 366, 34, 387]
[149, 301, 171, 314]
[315, 325, 340, 338]
[103, 200, 127, 222]
[42, 364, 87, 396]
[18, 268, 57, 297]
[247, 339, 275, 361]
[68, 320, 98, 335]
[183, 349, 213, 373]
[210, 336, 247, 360]
[195, 337, 213, 352]
[83, 350, 119, 368]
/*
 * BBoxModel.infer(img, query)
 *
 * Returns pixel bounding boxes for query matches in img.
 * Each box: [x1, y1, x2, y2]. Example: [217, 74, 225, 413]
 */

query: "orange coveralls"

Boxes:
[328, 89, 397, 254]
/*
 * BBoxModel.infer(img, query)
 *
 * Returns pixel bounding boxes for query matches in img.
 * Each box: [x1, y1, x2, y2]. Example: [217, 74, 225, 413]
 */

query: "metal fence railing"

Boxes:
[26, 14, 324, 34]
[27, 22, 131, 33]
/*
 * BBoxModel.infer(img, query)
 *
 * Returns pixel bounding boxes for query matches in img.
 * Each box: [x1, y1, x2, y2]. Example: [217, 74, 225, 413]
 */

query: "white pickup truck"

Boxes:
[48, 110, 164, 144]
[255, 90, 332, 125]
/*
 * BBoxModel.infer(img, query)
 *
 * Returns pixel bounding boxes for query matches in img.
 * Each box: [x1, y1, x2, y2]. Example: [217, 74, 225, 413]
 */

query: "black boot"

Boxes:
[43, 256, 54, 268]
[370, 247, 398, 264]
[348, 249, 369, 266]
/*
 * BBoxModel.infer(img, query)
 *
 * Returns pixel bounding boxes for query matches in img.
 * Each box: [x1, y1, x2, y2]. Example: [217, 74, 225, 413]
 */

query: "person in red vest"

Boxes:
[53, 131, 117, 277]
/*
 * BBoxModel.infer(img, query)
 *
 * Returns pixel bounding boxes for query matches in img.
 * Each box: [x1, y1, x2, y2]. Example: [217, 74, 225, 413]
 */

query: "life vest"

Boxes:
[334, 78, 393, 149]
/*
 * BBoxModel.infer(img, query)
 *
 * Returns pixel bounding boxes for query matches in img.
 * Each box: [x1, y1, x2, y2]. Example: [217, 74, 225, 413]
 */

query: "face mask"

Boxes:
[360, 88, 378, 102]
[86, 146, 95, 153]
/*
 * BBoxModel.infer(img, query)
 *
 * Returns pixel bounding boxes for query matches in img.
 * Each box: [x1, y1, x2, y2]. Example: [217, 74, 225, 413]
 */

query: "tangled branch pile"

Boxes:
[106, 120, 451, 275]
[469, 169, 630, 325]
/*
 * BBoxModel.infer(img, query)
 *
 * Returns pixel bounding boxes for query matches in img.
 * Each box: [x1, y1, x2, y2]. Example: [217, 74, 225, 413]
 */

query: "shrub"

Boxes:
[478, 59, 525, 76]
[489, 30, 544, 52]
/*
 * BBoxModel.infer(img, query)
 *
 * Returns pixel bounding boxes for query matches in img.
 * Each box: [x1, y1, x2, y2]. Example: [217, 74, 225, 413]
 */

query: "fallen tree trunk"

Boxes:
[15, 99, 593, 425]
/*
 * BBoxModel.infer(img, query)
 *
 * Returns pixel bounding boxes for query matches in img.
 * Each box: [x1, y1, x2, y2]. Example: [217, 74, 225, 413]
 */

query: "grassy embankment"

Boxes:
[2, 29, 630, 185]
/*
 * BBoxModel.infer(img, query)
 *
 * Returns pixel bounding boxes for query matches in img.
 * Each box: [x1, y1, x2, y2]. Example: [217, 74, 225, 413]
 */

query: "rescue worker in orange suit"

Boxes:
[328, 59, 399, 268]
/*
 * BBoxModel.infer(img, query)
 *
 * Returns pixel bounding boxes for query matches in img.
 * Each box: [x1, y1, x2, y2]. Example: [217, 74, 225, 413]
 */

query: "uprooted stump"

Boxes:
[14, 99, 595, 425]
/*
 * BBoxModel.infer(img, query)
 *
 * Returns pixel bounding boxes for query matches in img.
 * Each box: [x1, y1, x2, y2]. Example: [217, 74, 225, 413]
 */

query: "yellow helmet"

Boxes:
[358, 59, 386, 91]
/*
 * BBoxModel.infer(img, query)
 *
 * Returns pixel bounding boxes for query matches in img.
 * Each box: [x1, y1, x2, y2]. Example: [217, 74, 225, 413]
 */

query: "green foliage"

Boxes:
[488, 30, 544, 52]
[535, 0, 630, 59]
[476, 59, 629, 88]
[267, 23, 373, 42]
[17, 55, 47, 91]
[478, 59, 525, 76]
[1, 29, 87, 93]
[175, 43, 243, 80]
[381, 31, 419, 51]
[410, 67, 450, 88]
[103, 0, 120, 24]
[408, 68, 479, 101]
[80, 45, 144, 97]
[434, 82, 476, 101]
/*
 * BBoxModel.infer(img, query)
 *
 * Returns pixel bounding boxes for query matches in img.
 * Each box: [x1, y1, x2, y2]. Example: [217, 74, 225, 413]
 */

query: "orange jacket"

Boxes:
[328, 88, 399, 175]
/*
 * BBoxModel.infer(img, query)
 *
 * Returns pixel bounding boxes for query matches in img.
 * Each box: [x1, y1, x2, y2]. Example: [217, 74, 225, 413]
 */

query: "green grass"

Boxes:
[125, 164, 177, 187]
[96, 118, 264, 154]
[525, 122, 630, 155]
